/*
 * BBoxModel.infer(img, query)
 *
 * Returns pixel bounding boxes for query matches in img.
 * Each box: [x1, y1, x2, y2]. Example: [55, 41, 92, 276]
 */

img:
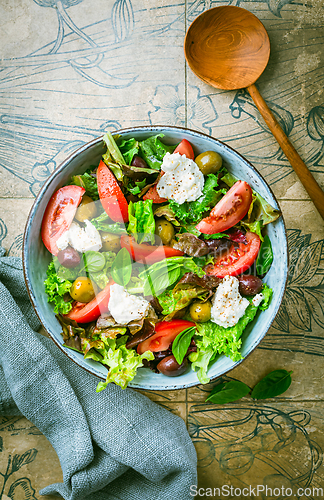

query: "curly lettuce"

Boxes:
[169, 174, 227, 224]
[44, 261, 73, 315]
[190, 284, 273, 384]
[84, 335, 154, 391]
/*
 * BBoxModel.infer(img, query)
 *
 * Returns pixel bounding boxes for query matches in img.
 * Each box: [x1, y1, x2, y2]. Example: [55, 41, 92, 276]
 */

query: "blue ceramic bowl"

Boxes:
[23, 126, 288, 390]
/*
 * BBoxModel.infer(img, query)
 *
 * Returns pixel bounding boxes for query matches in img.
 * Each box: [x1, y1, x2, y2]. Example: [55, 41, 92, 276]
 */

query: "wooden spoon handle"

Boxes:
[247, 83, 324, 220]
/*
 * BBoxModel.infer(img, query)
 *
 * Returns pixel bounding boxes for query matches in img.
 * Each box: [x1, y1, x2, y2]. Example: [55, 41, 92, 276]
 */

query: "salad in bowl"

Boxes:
[23, 126, 288, 391]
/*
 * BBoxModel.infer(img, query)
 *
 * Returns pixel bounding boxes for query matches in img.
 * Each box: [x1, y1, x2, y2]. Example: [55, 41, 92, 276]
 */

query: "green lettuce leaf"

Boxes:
[154, 205, 181, 226]
[221, 171, 280, 228]
[139, 256, 205, 297]
[138, 134, 176, 169]
[118, 138, 140, 165]
[191, 287, 273, 384]
[102, 132, 125, 181]
[71, 169, 99, 200]
[259, 283, 273, 311]
[189, 346, 217, 385]
[90, 212, 127, 233]
[241, 220, 264, 241]
[94, 336, 154, 391]
[169, 174, 227, 224]
[248, 192, 281, 226]
[158, 286, 208, 317]
[127, 199, 156, 244]
[44, 261, 73, 314]
[90, 251, 116, 289]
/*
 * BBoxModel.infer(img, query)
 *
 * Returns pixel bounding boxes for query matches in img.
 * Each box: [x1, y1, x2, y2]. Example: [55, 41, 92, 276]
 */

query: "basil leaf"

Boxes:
[83, 251, 106, 273]
[251, 369, 293, 400]
[205, 380, 251, 404]
[172, 327, 196, 365]
[110, 248, 132, 287]
[256, 235, 273, 275]
[143, 266, 181, 296]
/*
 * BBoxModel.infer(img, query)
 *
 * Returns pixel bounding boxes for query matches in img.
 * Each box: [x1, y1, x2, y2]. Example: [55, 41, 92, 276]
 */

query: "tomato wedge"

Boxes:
[137, 319, 195, 354]
[143, 184, 167, 204]
[206, 231, 261, 278]
[196, 181, 252, 234]
[97, 160, 129, 223]
[65, 281, 114, 323]
[174, 139, 195, 159]
[41, 185, 85, 256]
[120, 235, 184, 264]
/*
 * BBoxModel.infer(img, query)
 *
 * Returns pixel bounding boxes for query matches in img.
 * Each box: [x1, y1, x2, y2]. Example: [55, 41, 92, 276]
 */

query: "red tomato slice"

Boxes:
[174, 139, 195, 159]
[41, 185, 85, 256]
[137, 320, 195, 354]
[120, 235, 184, 264]
[143, 184, 167, 204]
[196, 181, 252, 234]
[97, 160, 129, 223]
[65, 281, 113, 323]
[206, 231, 261, 278]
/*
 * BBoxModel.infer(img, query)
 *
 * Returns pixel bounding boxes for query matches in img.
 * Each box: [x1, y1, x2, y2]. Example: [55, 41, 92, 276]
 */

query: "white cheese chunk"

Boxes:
[108, 283, 150, 324]
[156, 152, 204, 204]
[210, 275, 249, 328]
[56, 220, 102, 253]
[252, 293, 264, 307]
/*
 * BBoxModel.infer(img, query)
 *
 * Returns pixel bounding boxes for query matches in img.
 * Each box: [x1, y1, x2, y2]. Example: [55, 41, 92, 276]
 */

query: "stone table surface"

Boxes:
[1, 0, 324, 498]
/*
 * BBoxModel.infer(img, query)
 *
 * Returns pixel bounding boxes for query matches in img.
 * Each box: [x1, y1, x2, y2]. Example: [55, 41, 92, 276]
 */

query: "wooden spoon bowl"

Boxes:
[185, 6, 270, 90]
[184, 6, 324, 220]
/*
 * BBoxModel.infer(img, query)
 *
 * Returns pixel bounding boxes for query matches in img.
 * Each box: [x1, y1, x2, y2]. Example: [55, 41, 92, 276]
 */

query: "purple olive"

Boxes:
[57, 246, 81, 268]
[238, 275, 263, 296]
[131, 155, 149, 169]
[157, 355, 188, 377]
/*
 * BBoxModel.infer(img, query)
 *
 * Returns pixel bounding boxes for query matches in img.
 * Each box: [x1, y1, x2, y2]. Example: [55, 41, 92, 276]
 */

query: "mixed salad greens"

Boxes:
[41, 132, 280, 390]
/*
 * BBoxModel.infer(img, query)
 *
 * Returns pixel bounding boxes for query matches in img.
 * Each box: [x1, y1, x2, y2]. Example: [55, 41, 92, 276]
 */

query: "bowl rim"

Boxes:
[23, 124, 289, 390]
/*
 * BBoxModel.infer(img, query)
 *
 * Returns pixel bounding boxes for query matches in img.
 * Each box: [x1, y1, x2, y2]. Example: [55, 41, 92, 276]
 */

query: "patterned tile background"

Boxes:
[0, 0, 323, 498]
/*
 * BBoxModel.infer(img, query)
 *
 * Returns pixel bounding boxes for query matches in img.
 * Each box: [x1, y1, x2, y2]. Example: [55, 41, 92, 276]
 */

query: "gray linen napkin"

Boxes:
[0, 247, 197, 499]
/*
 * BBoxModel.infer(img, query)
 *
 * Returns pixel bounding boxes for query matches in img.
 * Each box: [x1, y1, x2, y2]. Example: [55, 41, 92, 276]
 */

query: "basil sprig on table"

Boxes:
[206, 380, 251, 404]
[256, 234, 273, 275]
[172, 327, 196, 365]
[110, 248, 132, 287]
[205, 369, 293, 404]
[251, 369, 293, 399]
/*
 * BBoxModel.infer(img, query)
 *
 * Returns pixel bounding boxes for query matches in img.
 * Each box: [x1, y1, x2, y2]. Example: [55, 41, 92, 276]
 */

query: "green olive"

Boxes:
[155, 219, 175, 245]
[189, 301, 212, 323]
[101, 232, 121, 252]
[195, 151, 223, 175]
[75, 195, 97, 222]
[70, 277, 98, 303]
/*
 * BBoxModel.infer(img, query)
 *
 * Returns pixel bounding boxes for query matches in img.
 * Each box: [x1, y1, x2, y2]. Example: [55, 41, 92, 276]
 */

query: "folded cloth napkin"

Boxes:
[0, 247, 197, 500]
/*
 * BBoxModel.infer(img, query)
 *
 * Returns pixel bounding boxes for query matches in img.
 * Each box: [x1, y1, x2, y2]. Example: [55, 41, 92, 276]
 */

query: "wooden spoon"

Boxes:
[184, 5, 324, 220]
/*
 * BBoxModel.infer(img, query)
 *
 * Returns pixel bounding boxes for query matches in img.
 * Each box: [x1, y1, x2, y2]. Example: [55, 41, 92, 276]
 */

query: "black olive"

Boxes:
[157, 355, 188, 377]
